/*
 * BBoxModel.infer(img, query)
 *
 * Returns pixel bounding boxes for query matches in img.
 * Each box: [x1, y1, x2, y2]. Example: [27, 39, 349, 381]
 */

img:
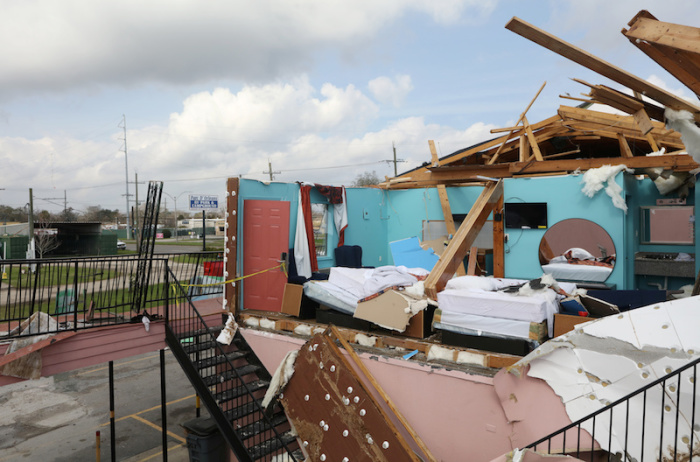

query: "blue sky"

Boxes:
[1, 0, 698, 215]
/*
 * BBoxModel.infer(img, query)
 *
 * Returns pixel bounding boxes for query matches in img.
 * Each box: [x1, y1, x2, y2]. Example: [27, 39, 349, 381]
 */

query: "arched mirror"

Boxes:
[539, 218, 615, 282]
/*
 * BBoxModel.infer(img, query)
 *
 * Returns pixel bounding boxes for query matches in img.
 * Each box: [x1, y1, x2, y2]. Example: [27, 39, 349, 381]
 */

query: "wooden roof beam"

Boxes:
[510, 154, 698, 175]
[505, 17, 700, 121]
[624, 11, 700, 55]
[487, 81, 546, 165]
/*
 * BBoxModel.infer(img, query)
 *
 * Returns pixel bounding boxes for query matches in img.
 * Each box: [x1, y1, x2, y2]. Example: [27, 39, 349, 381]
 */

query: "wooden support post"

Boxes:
[519, 134, 529, 162]
[429, 140, 466, 276]
[617, 133, 634, 158]
[424, 180, 504, 298]
[466, 246, 479, 275]
[523, 115, 544, 161]
[225, 178, 239, 314]
[493, 194, 505, 278]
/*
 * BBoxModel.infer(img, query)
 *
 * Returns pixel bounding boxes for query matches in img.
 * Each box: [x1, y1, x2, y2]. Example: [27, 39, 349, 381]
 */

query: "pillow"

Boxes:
[445, 276, 495, 292]
[565, 247, 595, 260]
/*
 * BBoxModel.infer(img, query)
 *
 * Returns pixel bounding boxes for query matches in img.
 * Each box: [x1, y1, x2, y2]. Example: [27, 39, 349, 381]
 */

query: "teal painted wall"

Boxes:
[501, 174, 626, 290]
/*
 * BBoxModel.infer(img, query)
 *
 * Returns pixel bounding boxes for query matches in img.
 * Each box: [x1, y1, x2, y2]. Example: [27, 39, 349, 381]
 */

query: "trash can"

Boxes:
[181, 417, 227, 462]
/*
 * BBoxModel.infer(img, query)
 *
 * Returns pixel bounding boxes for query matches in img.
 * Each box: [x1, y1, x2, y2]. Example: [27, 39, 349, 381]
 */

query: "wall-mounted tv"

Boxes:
[504, 202, 548, 229]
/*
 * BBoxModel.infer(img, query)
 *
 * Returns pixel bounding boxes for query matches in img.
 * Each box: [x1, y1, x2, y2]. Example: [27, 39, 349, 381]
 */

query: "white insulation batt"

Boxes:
[511, 296, 700, 461]
[665, 108, 700, 171]
[581, 164, 630, 212]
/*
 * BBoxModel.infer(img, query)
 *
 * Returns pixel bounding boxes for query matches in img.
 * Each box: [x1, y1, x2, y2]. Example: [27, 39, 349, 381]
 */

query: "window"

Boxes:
[311, 203, 328, 257]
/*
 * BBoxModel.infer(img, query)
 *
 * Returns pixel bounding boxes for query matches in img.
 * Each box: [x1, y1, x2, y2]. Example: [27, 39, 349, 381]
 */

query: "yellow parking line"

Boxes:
[101, 394, 196, 425]
[129, 415, 187, 444]
[137, 443, 187, 462]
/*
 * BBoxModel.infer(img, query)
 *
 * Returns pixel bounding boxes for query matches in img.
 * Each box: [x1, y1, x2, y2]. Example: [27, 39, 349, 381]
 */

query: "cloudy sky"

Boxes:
[1, 0, 698, 215]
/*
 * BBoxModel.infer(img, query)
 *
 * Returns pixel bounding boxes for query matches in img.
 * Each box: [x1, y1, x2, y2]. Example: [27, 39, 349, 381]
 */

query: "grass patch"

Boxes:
[4, 265, 119, 288]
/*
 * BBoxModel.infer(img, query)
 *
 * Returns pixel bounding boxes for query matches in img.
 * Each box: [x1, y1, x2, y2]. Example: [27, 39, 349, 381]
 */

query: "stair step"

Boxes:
[182, 340, 218, 354]
[237, 412, 288, 441]
[248, 431, 297, 461]
[194, 350, 248, 370]
[202, 364, 262, 387]
[214, 379, 269, 405]
[223, 400, 265, 421]
[177, 325, 223, 339]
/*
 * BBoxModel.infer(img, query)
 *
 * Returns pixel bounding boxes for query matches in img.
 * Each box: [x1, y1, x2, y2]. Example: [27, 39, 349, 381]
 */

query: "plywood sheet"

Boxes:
[280, 334, 419, 462]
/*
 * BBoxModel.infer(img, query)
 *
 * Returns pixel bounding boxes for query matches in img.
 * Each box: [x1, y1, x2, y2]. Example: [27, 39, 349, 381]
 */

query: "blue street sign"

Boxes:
[189, 194, 219, 210]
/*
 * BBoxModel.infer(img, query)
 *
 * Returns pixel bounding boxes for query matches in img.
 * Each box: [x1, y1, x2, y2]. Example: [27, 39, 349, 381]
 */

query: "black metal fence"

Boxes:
[527, 354, 700, 461]
[0, 252, 224, 338]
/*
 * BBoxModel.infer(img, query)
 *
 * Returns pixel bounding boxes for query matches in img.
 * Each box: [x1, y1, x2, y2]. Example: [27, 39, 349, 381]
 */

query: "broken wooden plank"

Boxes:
[492, 194, 505, 278]
[466, 246, 479, 276]
[632, 108, 654, 135]
[510, 154, 698, 175]
[429, 140, 466, 277]
[487, 81, 546, 165]
[424, 180, 503, 299]
[522, 115, 544, 161]
[624, 13, 700, 55]
[506, 16, 700, 121]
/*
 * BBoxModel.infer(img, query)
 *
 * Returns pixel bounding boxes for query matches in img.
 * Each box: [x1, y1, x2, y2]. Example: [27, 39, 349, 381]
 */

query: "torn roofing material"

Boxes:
[504, 295, 700, 461]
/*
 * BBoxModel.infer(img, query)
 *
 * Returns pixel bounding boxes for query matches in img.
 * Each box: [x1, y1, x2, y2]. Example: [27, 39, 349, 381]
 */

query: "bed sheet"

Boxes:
[303, 280, 358, 315]
[542, 262, 612, 282]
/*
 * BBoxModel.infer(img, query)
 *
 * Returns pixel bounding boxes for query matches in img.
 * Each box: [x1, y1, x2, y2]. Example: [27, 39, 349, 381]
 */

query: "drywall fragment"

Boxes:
[216, 314, 238, 345]
[262, 350, 299, 409]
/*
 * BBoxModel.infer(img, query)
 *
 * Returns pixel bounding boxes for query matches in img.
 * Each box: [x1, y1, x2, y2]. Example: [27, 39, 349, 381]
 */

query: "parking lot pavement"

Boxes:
[0, 350, 208, 462]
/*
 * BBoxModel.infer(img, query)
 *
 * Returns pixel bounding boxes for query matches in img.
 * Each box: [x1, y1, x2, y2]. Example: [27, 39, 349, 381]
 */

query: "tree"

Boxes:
[352, 170, 381, 187]
[34, 220, 61, 258]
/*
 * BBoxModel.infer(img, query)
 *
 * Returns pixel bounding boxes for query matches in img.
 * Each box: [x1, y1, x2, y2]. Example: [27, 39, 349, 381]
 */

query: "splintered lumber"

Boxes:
[617, 133, 634, 158]
[425, 180, 503, 299]
[510, 154, 698, 175]
[505, 16, 700, 121]
[429, 140, 465, 276]
[623, 10, 700, 98]
[487, 81, 546, 165]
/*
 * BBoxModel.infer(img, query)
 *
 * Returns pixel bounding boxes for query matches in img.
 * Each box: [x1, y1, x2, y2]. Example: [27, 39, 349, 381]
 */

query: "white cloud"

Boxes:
[0, 0, 498, 97]
[368, 75, 414, 107]
[0, 77, 496, 211]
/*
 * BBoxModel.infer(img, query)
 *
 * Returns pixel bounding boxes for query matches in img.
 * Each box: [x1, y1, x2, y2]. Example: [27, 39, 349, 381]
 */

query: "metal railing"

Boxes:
[527, 354, 700, 461]
[0, 252, 223, 338]
[165, 268, 297, 461]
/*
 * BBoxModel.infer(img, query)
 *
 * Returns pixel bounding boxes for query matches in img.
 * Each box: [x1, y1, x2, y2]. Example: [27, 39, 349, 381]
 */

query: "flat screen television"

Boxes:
[504, 202, 548, 229]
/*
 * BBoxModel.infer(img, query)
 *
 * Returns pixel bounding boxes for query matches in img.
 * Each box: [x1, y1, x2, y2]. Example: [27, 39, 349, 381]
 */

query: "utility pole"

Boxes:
[119, 115, 132, 239]
[28, 188, 34, 237]
[263, 159, 280, 181]
[390, 141, 405, 177]
[128, 172, 145, 243]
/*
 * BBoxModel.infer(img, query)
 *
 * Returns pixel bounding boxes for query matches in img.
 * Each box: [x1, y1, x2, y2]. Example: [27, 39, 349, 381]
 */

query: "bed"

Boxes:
[434, 276, 577, 338]
[541, 262, 612, 282]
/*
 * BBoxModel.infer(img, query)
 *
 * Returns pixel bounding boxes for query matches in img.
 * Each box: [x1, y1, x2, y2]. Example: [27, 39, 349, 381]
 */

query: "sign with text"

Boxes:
[189, 194, 219, 210]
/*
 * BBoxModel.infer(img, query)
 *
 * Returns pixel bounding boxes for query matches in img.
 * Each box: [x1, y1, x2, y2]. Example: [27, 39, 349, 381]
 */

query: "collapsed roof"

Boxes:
[383, 10, 700, 190]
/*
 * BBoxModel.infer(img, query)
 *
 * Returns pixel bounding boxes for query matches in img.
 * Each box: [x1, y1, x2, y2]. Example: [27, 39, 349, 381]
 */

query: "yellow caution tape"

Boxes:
[174, 261, 287, 291]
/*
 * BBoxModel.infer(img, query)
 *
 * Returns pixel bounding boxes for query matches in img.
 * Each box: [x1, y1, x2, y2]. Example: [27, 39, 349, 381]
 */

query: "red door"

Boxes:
[243, 200, 290, 311]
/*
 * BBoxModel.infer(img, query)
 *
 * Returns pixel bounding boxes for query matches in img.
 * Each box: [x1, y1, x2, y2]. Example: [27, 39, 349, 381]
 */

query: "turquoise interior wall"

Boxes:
[343, 188, 389, 267]
[624, 174, 696, 291]
[502, 174, 626, 289]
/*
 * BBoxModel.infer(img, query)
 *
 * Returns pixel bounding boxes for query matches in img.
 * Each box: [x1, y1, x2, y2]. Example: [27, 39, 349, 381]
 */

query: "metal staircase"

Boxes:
[164, 269, 300, 461]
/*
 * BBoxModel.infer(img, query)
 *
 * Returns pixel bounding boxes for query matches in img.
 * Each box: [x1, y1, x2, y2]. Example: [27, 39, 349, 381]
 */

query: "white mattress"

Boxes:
[542, 263, 612, 282]
[303, 280, 358, 315]
[438, 288, 555, 323]
[434, 311, 542, 340]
